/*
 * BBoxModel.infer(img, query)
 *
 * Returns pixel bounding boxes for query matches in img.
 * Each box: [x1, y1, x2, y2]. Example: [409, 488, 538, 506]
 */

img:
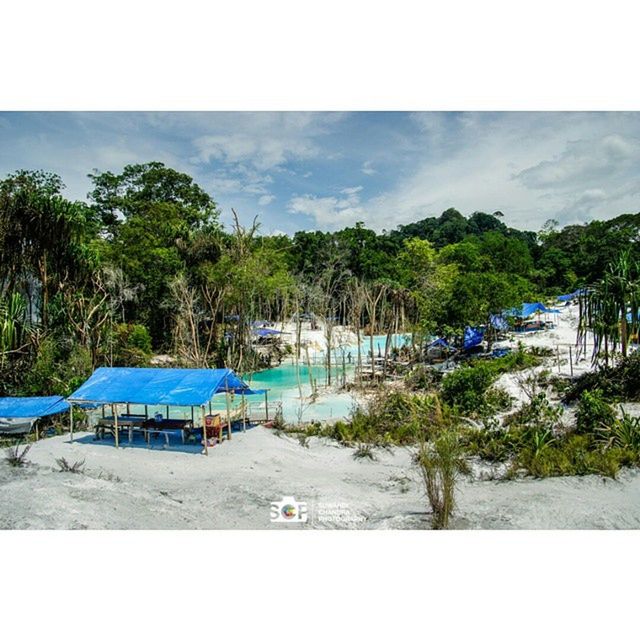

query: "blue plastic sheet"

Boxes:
[489, 314, 510, 331]
[506, 302, 560, 318]
[68, 367, 256, 407]
[463, 326, 484, 350]
[0, 396, 70, 419]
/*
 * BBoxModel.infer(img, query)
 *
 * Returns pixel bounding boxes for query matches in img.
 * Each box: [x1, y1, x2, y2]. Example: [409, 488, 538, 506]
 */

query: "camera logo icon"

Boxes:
[270, 496, 308, 523]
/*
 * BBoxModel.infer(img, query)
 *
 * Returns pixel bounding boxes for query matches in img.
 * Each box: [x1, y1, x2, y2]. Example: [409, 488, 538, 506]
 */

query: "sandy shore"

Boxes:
[2, 427, 639, 529]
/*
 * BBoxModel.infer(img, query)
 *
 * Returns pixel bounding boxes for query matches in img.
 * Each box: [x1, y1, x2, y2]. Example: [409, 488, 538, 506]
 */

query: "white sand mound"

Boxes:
[2, 427, 640, 529]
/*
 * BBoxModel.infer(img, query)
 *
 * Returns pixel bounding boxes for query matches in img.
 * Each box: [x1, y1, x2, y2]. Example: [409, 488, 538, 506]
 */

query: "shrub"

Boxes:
[441, 364, 495, 415]
[510, 434, 634, 479]
[353, 443, 377, 461]
[55, 457, 86, 473]
[5, 442, 31, 467]
[504, 393, 564, 432]
[575, 390, 617, 434]
[415, 429, 464, 529]
[597, 408, 640, 450]
[405, 365, 443, 391]
[112, 323, 152, 366]
[565, 351, 640, 402]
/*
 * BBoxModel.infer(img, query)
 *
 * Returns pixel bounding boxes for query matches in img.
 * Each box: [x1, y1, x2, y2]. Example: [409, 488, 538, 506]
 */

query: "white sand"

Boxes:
[3, 306, 638, 530]
[2, 427, 639, 529]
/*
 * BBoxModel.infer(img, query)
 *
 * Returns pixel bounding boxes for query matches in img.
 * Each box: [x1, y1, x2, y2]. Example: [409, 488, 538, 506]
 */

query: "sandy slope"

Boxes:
[2, 427, 639, 529]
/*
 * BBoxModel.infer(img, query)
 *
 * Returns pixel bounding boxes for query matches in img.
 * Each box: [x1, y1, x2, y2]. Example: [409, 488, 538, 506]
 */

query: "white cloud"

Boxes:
[362, 160, 376, 175]
[258, 194, 276, 206]
[516, 133, 640, 190]
[288, 186, 365, 229]
[192, 112, 345, 171]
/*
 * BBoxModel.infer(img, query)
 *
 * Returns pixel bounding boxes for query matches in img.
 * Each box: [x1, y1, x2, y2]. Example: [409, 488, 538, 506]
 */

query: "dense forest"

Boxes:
[2, 162, 639, 396]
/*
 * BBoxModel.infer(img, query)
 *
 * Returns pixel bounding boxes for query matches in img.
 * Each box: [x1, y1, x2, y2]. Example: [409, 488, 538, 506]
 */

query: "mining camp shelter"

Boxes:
[67, 367, 265, 455]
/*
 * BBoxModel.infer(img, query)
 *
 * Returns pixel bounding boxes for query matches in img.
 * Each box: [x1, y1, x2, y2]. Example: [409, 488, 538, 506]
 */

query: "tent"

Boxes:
[68, 367, 265, 454]
[0, 396, 70, 437]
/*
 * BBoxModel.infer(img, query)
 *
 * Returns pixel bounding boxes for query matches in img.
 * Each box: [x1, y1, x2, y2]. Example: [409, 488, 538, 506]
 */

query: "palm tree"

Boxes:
[578, 250, 640, 366]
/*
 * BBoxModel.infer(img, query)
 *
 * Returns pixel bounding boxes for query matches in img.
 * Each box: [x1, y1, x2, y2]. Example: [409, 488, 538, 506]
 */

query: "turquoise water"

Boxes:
[89, 334, 410, 425]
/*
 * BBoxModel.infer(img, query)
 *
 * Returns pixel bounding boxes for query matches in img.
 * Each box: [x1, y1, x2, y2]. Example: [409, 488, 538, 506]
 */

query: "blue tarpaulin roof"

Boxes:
[558, 288, 589, 302]
[506, 302, 560, 318]
[464, 326, 485, 350]
[253, 327, 282, 337]
[0, 396, 70, 419]
[68, 367, 257, 407]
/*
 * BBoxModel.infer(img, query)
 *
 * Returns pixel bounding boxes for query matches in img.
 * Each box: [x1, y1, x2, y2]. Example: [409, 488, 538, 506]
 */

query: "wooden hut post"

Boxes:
[242, 397, 247, 433]
[224, 383, 232, 441]
[202, 405, 208, 456]
[113, 403, 119, 448]
[69, 403, 74, 442]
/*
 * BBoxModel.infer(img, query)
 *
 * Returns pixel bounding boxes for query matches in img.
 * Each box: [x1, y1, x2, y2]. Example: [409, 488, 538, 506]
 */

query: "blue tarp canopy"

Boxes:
[558, 288, 589, 302]
[506, 302, 560, 318]
[428, 337, 450, 349]
[0, 396, 70, 419]
[464, 326, 485, 350]
[253, 327, 282, 337]
[68, 367, 257, 407]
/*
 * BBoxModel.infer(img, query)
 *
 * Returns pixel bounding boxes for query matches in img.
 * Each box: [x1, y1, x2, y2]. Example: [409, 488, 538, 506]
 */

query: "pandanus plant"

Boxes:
[0, 291, 28, 361]
[578, 250, 640, 367]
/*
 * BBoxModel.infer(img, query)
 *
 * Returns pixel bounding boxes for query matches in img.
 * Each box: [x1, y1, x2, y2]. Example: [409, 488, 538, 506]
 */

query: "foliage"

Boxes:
[565, 351, 640, 402]
[112, 323, 152, 366]
[597, 408, 640, 450]
[575, 390, 617, 435]
[5, 442, 31, 467]
[577, 249, 640, 365]
[441, 365, 496, 415]
[415, 428, 465, 529]
[353, 443, 377, 461]
[55, 457, 86, 473]
[504, 392, 564, 432]
[404, 364, 443, 391]
[509, 434, 635, 479]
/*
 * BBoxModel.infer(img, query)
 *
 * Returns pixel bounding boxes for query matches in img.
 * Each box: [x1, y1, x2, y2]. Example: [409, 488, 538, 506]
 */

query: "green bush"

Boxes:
[565, 350, 640, 402]
[404, 365, 443, 391]
[575, 390, 617, 434]
[112, 323, 152, 366]
[416, 429, 465, 529]
[597, 408, 640, 450]
[441, 364, 495, 415]
[504, 393, 563, 432]
[511, 434, 637, 479]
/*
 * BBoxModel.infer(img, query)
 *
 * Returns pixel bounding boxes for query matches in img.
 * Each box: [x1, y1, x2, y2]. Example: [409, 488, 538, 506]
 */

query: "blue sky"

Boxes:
[1, 111, 639, 234]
